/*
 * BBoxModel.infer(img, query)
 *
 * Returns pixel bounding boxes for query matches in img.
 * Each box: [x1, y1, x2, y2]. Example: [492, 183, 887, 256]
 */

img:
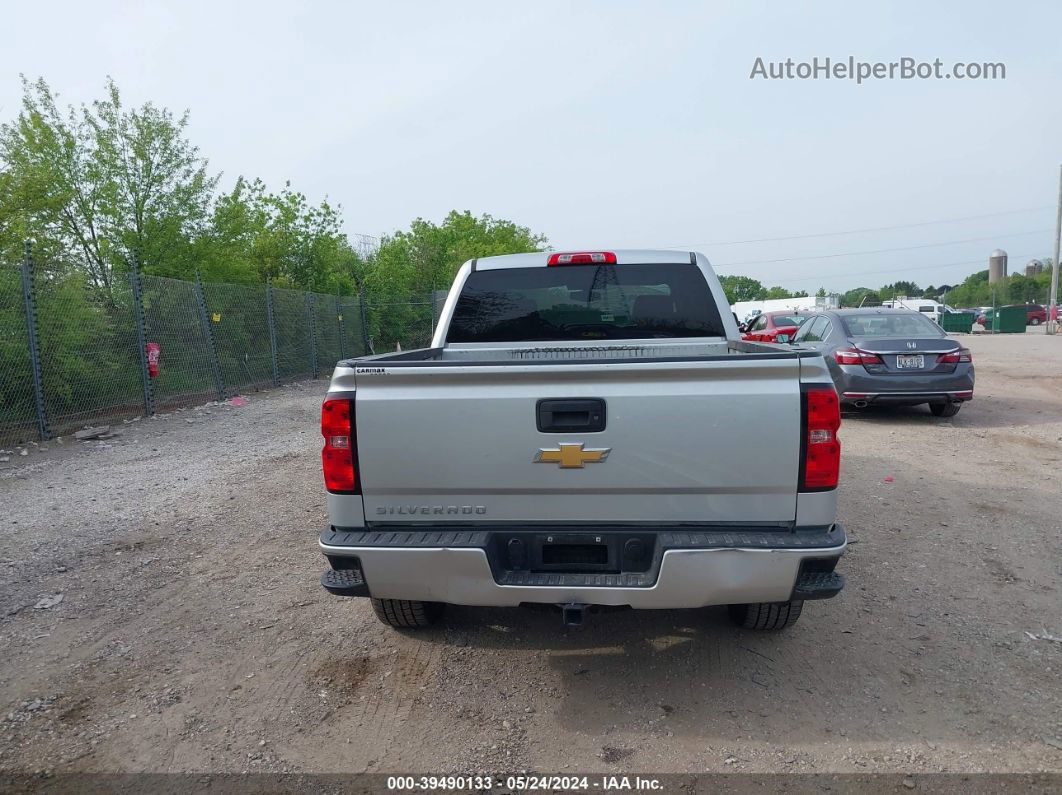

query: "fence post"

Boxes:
[306, 292, 319, 379]
[358, 285, 371, 354]
[265, 283, 279, 387]
[194, 272, 225, 400]
[129, 257, 155, 417]
[335, 293, 345, 360]
[19, 242, 50, 441]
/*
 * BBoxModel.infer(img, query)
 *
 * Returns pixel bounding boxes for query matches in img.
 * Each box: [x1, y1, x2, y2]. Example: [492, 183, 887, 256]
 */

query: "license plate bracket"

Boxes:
[488, 531, 658, 575]
[533, 533, 615, 572]
[896, 354, 924, 369]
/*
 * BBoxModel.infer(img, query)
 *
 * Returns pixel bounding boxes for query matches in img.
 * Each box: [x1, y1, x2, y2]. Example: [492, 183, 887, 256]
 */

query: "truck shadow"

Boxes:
[409, 602, 970, 744]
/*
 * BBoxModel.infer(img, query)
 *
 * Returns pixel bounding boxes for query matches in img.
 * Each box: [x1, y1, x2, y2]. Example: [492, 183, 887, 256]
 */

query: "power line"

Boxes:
[665, 206, 1053, 248]
[752, 252, 1039, 285]
[715, 229, 1051, 268]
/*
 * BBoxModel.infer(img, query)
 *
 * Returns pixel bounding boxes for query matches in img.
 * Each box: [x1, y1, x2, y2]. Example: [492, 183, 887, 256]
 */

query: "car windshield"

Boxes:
[447, 263, 725, 342]
[773, 314, 806, 327]
[841, 313, 944, 338]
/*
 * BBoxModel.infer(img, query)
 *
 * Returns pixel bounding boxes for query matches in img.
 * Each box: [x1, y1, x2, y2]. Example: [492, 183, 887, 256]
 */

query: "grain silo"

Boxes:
[1025, 259, 1044, 277]
[988, 249, 1008, 284]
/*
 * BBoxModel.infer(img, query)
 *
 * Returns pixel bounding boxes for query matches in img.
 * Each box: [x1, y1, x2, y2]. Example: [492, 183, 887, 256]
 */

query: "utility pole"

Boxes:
[1048, 164, 1062, 335]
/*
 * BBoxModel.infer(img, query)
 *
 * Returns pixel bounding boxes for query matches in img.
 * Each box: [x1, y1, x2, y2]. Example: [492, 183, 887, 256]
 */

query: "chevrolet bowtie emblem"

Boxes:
[534, 443, 611, 468]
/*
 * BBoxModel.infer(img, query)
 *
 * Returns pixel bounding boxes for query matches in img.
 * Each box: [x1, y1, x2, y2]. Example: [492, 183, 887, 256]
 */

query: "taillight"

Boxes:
[835, 347, 884, 366]
[802, 387, 841, 491]
[322, 398, 358, 493]
[937, 348, 972, 364]
[547, 251, 617, 266]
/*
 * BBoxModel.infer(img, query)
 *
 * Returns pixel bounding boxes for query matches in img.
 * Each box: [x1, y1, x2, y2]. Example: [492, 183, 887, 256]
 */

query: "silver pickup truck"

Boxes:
[318, 250, 846, 630]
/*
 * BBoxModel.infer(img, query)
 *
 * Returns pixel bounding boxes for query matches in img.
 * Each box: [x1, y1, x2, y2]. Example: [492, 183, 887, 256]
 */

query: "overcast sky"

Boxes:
[3, 1, 1060, 293]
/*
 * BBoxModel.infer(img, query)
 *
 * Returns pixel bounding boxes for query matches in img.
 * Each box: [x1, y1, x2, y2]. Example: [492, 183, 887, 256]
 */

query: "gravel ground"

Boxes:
[0, 333, 1060, 777]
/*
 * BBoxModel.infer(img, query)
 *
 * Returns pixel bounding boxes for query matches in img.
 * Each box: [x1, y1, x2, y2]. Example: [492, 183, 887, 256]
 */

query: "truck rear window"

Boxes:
[447, 263, 725, 343]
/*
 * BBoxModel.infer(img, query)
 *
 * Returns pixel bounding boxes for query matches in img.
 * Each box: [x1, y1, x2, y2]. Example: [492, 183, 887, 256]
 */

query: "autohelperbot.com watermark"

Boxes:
[750, 56, 1006, 84]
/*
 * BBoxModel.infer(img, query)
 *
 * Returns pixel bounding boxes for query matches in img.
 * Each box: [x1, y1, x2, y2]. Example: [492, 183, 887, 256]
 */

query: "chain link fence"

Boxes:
[1, 248, 441, 448]
[0, 254, 39, 445]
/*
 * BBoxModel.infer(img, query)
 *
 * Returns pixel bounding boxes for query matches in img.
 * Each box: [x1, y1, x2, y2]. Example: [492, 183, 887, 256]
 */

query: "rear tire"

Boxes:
[370, 598, 444, 628]
[728, 600, 803, 630]
[930, 402, 961, 417]
[1030, 317, 1041, 326]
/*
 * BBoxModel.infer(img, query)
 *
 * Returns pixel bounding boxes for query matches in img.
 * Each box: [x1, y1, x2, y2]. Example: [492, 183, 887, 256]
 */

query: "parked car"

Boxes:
[741, 311, 809, 343]
[791, 308, 974, 417]
[318, 249, 846, 631]
[1018, 303, 1047, 325]
[740, 309, 763, 330]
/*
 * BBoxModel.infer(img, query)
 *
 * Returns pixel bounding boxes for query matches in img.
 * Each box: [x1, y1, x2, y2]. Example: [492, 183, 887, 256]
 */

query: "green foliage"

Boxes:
[718, 276, 809, 304]
[33, 268, 142, 424]
[718, 275, 763, 303]
[365, 211, 546, 295]
[0, 262, 36, 437]
[840, 287, 879, 307]
[0, 77, 218, 304]
[195, 177, 359, 292]
[763, 285, 795, 300]
[878, 280, 921, 301]
[0, 76, 357, 299]
[945, 270, 1053, 307]
[361, 211, 547, 348]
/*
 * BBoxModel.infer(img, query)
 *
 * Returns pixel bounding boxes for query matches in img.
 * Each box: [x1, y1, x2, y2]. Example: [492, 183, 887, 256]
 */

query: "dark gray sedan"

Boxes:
[786, 308, 975, 417]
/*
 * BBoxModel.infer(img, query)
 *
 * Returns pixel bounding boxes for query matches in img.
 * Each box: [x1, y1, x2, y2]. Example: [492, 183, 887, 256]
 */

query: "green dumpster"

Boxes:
[940, 312, 975, 333]
[985, 305, 1027, 333]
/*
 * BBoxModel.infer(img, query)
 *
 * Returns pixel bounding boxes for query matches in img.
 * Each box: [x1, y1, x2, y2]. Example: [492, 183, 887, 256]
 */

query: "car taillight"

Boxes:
[547, 251, 617, 266]
[835, 347, 884, 366]
[322, 398, 358, 493]
[937, 348, 972, 364]
[802, 387, 841, 491]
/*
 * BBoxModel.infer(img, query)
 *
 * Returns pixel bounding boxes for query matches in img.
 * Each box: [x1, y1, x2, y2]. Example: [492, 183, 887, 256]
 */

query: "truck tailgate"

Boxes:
[354, 358, 802, 525]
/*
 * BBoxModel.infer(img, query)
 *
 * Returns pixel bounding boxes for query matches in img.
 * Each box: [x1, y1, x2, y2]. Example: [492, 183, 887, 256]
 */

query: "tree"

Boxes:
[763, 286, 796, 300]
[0, 77, 217, 302]
[944, 269, 996, 307]
[361, 211, 547, 348]
[366, 211, 546, 296]
[815, 287, 827, 298]
[197, 177, 357, 292]
[1, 77, 362, 296]
[879, 280, 921, 300]
[88, 80, 217, 277]
[840, 287, 879, 307]
[718, 275, 764, 303]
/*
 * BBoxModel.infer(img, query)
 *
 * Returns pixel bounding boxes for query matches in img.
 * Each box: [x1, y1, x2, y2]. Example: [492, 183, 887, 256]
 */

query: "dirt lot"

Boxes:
[1, 332, 1060, 777]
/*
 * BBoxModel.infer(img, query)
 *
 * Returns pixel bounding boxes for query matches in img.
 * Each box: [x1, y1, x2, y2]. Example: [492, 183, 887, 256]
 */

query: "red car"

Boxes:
[741, 311, 809, 342]
[977, 304, 1047, 326]
[1023, 304, 1047, 325]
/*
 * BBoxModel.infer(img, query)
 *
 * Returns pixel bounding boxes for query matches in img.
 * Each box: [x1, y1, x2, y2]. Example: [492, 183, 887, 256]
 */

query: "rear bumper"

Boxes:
[319, 525, 847, 608]
[835, 364, 974, 404]
[841, 389, 973, 406]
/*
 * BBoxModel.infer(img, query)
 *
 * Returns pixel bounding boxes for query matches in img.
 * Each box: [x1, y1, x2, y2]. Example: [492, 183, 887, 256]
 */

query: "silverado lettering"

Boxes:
[376, 505, 487, 515]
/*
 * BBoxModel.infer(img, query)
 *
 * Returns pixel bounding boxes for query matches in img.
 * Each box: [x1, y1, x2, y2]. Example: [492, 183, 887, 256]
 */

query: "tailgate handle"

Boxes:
[537, 399, 606, 433]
